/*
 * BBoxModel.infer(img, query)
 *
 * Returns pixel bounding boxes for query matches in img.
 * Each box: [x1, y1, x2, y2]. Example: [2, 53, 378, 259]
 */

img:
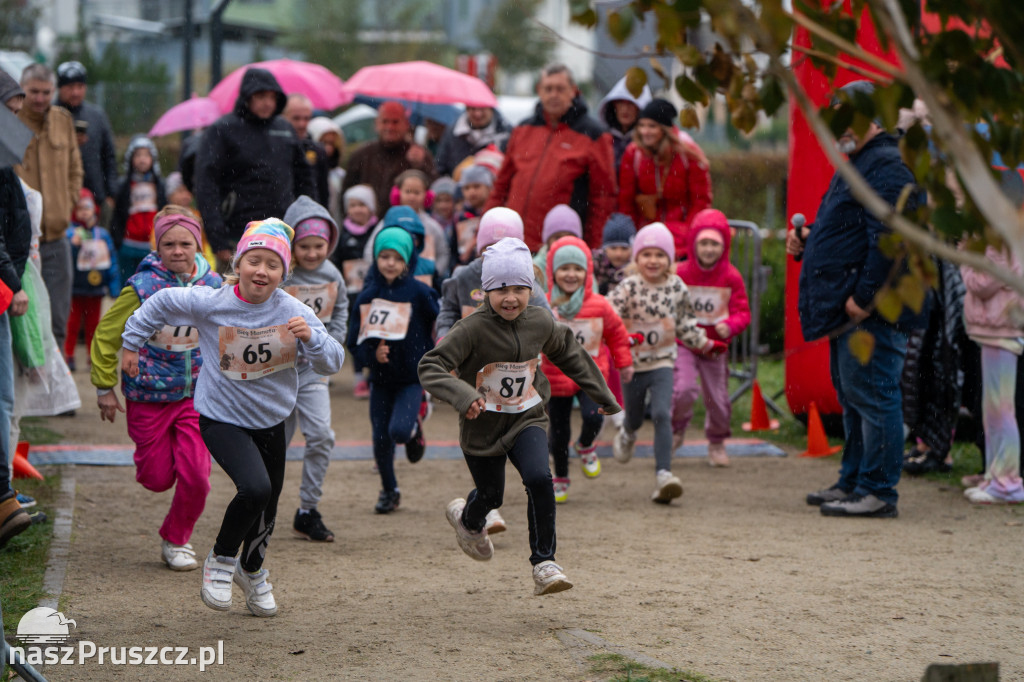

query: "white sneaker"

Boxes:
[707, 442, 730, 468]
[612, 427, 636, 463]
[651, 469, 683, 504]
[200, 550, 236, 611]
[609, 411, 625, 429]
[161, 540, 198, 571]
[233, 564, 278, 617]
[533, 560, 573, 595]
[445, 498, 493, 561]
[575, 443, 601, 478]
[484, 509, 507, 534]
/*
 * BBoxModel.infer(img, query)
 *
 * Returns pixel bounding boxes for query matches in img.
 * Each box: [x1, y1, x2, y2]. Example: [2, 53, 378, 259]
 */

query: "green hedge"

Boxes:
[709, 148, 789, 354]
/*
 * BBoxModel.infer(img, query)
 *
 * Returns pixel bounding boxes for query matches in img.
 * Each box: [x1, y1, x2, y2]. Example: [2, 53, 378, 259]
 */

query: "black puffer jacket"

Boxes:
[194, 68, 315, 252]
[0, 168, 31, 294]
[56, 99, 119, 204]
[901, 258, 966, 457]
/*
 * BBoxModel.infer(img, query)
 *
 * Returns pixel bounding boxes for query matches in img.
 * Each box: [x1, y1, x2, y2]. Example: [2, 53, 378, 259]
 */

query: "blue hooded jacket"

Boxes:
[798, 132, 927, 340]
[347, 229, 439, 385]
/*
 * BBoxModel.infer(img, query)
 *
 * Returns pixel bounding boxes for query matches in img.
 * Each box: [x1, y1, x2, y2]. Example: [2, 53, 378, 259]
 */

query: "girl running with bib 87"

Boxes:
[419, 237, 620, 596]
[121, 218, 345, 617]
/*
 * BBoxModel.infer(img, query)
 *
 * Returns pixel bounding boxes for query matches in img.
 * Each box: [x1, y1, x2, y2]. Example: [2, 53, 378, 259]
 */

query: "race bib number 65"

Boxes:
[217, 324, 297, 380]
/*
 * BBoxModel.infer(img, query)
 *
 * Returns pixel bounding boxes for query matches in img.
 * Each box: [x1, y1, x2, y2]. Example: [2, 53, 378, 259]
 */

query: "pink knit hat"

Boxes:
[632, 222, 675, 262]
[476, 207, 524, 256]
[154, 212, 203, 248]
[234, 218, 295, 272]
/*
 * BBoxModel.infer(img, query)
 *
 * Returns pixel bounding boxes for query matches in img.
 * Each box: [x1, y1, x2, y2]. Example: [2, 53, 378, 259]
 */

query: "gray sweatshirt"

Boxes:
[122, 285, 345, 429]
[283, 260, 349, 377]
[437, 257, 551, 338]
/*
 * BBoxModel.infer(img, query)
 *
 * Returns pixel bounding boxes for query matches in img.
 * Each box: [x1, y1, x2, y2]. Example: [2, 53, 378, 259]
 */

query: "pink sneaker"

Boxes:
[354, 379, 370, 400]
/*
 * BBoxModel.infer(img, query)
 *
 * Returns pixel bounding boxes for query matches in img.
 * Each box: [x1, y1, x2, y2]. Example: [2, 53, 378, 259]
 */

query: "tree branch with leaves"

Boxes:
[570, 0, 1024, 306]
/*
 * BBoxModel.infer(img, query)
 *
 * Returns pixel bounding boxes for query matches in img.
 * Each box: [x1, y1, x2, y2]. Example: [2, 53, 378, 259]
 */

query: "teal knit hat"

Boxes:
[552, 244, 587, 272]
[373, 226, 414, 264]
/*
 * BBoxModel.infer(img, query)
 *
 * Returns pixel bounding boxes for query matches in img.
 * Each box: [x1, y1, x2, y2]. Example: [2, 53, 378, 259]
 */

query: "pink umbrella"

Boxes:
[208, 59, 352, 113]
[148, 96, 222, 137]
[342, 61, 497, 108]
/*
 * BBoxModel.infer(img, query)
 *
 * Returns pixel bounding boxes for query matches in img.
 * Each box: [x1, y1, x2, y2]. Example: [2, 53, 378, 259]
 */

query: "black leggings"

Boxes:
[547, 392, 603, 478]
[462, 426, 555, 566]
[199, 416, 286, 572]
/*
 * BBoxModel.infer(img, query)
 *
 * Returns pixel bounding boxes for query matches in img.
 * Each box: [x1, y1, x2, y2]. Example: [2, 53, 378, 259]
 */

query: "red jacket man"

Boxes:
[485, 64, 616, 251]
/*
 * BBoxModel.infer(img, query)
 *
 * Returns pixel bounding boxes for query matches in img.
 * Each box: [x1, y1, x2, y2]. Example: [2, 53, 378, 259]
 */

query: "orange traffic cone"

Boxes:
[742, 380, 779, 431]
[799, 402, 843, 458]
[13, 441, 44, 480]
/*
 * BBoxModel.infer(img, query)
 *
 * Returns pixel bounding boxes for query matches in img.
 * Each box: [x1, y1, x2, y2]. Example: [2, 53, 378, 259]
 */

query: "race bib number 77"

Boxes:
[217, 324, 297, 380]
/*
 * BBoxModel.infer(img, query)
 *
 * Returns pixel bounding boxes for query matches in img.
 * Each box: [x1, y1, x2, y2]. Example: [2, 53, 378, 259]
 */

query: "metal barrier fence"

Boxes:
[726, 219, 783, 415]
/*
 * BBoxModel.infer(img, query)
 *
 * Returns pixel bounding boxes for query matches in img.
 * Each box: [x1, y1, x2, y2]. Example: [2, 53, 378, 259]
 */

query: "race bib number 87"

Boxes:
[217, 324, 297, 380]
[476, 359, 541, 413]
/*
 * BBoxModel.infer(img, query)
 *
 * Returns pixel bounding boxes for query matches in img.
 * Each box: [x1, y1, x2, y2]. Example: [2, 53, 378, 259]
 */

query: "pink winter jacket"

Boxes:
[961, 244, 1024, 339]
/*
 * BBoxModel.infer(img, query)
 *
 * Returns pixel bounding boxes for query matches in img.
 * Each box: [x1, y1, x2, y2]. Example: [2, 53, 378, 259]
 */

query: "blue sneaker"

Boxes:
[16, 493, 36, 509]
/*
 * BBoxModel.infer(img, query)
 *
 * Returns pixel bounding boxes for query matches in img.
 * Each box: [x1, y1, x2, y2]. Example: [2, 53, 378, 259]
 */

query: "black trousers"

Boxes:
[199, 416, 286, 572]
[462, 426, 555, 566]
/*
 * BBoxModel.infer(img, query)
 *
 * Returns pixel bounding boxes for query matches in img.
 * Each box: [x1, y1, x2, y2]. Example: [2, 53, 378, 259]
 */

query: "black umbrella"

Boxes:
[0, 104, 33, 169]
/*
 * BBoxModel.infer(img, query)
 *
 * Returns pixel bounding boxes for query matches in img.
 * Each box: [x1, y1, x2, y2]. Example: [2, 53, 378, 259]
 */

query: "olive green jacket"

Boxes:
[418, 299, 620, 457]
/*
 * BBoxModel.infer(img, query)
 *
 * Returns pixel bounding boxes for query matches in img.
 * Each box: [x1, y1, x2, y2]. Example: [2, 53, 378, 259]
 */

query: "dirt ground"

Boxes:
[22, 353, 1024, 681]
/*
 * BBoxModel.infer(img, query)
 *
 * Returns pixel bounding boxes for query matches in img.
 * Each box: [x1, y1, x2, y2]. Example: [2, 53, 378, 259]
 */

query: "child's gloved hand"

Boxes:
[628, 332, 645, 347]
[700, 339, 729, 358]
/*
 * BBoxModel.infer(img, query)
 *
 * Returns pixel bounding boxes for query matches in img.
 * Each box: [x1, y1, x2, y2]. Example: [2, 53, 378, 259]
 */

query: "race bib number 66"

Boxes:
[217, 324, 297, 380]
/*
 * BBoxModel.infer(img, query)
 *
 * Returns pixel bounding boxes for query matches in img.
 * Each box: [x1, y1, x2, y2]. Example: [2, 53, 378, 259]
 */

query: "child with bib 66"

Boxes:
[419, 238, 620, 596]
[121, 218, 345, 618]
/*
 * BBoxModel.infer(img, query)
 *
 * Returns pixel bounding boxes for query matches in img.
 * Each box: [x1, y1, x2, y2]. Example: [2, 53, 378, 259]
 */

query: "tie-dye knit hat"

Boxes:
[234, 218, 295, 272]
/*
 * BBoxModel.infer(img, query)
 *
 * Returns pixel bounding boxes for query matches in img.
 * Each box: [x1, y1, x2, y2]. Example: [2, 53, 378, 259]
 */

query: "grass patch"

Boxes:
[587, 653, 720, 682]
[18, 417, 64, 445]
[1, 473, 60, 635]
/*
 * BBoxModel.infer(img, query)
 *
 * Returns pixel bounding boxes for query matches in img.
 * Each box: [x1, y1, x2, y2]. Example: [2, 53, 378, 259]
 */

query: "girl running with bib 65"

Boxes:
[121, 218, 345, 617]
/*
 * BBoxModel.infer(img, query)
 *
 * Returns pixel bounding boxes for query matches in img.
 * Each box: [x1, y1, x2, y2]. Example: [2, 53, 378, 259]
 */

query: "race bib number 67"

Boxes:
[217, 324, 297, 380]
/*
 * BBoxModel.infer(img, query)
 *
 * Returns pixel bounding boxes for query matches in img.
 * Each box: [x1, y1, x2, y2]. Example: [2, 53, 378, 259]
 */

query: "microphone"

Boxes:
[791, 213, 807, 262]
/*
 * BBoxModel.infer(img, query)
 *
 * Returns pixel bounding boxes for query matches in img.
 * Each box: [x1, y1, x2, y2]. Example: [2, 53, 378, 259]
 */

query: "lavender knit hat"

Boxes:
[632, 222, 675, 262]
[541, 204, 582, 244]
[481, 237, 534, 291]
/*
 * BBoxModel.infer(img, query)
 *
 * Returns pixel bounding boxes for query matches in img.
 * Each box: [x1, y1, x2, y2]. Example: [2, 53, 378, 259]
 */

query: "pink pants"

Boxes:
[126, 398, 212, 545]
[671, 350, 732, 443]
